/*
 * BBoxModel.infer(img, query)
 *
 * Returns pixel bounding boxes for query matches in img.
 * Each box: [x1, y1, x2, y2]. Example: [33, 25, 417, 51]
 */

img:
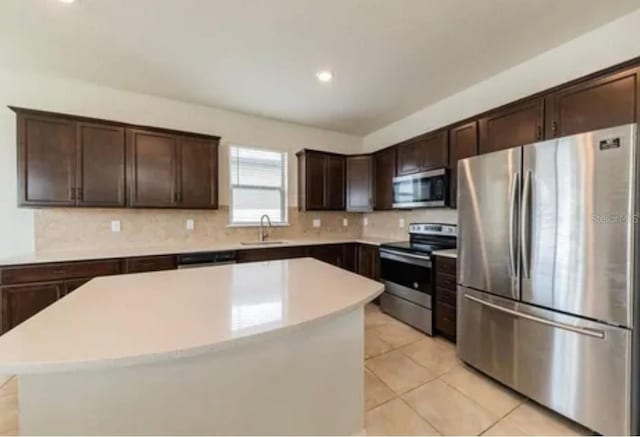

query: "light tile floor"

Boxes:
[0, 304, 593, 436]
[364, 303, 592, 436]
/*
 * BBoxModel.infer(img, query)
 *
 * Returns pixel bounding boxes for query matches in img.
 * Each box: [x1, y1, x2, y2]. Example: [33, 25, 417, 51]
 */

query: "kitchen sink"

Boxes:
[239, 240, 288, 246]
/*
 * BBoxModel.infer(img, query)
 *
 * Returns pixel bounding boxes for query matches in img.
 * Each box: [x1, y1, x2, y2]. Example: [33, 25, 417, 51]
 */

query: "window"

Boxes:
[229, 145, 288, 225]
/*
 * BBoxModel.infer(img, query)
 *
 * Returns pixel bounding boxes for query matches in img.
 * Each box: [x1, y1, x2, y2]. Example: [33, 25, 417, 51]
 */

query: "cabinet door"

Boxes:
[358, 245, 379, 280]
[396, 140, 421, 175]
[178, 136, 218, 209]
[479, 98, 544, 154]
[127, 129, 179, 207]
[343, 244, 358, 273]
[346, 155, 373, 212]
[448, 121, 478, 208]
[1, 282, 62, 333]
[63, 278, 91, 295]
[421, 131, 448, 171]
[305, 152, 326, 210]
[123, 255, 177, 273]
[76, 122, 126, 207]
[17, 113, 76, 206]
[546, 67, 639, 138]
[374, 147, 396, 210]
[308, 245, 343, 267]
[325, 155, 345, 210]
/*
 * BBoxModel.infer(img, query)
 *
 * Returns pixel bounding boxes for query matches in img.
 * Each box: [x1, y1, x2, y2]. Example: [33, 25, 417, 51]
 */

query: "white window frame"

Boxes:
[228, 145, 289, 226]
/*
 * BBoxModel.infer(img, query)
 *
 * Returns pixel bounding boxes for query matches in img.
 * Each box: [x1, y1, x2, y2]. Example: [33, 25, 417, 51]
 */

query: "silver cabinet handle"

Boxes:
[464, 294, 605, 339]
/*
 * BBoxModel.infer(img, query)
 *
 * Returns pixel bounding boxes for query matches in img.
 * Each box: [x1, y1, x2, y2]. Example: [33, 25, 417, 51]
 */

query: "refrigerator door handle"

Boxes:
[508, 173, 520, 279]
[521, 169, 532, 279]
[463, 294, 605, 339]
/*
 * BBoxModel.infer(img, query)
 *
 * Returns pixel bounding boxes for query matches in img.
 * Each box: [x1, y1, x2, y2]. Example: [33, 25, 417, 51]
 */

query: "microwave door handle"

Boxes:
[508, 173, 520, 279]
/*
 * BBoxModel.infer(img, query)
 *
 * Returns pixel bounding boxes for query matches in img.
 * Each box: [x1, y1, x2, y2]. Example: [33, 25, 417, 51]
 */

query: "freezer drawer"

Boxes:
[457, 286, 633, 436]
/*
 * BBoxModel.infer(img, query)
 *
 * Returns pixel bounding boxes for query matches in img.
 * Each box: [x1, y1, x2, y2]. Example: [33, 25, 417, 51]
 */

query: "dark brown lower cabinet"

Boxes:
[236, 246, 307, 263]
[357, 244, 379, 280]
[0, 243, 382, 333]
[123, 255, 177, 273]
[1, 282, 62, 332]
[434, 256, 457, 342]
[307, 244, 345, 268]
[63, 278, 92, 295]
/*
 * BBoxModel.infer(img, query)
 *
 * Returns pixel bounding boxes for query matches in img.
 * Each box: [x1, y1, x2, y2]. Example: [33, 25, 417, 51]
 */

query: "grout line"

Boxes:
[0, 376, 15, 392]
[397, 392, 447, 436]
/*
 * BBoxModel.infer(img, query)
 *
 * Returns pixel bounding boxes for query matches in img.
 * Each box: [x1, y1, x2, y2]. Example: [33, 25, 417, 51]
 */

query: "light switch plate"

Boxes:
[399, 218, 405, 228]
[111, 220, 121, 233]
[186, 219, 195, 231]
[342, 218, 348, 227]
[313, 218, 321, 228]
[363, 217, 369, 226]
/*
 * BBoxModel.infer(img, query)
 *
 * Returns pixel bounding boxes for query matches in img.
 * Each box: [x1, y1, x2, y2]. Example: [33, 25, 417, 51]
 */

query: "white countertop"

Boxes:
[0, 258, 383, 374]
[432, 248, 457, 258]
[0, 237, 394, 266]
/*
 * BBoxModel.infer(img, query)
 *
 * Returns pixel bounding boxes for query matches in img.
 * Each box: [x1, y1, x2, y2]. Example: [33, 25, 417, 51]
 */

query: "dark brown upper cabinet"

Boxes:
[127, 129, 219, 209]
[127, 129, 179, 208]
[16, 111, 126, 207]
[396, 130, 448, 176]
[17, 113, 77, 207]
[373, 147, 396, 210]
[297, 150, 345, 211]
[178, 136, 219, 209]
[76, 122, 126, 207]
[325, 154, 346, 210]
[13, 108, 220, 210]
[545, 66, 640, 138]
[448, 121, 478, 208]
[346, 155, 373, 212]
[479, 97, 544, 154]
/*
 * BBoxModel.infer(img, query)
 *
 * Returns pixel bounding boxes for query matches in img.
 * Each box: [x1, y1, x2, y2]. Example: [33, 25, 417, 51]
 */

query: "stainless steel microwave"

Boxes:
[392, 168, 448, 209]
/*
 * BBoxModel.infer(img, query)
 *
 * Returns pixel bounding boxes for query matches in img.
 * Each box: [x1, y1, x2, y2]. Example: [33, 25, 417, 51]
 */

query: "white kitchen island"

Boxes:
[0, 258, 383, 436]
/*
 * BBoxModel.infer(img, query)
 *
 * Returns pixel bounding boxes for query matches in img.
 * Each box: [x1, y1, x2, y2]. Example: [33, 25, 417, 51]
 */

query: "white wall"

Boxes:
[363, 8, 640, 152]
[0, 68, 362, 258]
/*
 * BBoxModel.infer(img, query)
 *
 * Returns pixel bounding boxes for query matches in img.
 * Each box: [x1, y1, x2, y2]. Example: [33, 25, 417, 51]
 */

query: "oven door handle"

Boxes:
[380, 249, 431, 267]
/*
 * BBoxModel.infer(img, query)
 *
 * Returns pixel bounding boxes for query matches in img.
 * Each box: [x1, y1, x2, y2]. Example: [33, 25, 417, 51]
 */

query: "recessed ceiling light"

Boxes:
[58, 0, 76, 4]
[316, 70, 333, 83]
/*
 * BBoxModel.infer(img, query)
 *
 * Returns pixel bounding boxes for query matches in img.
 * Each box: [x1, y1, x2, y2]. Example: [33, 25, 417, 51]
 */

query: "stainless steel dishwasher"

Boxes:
[177, 251, 236, 269]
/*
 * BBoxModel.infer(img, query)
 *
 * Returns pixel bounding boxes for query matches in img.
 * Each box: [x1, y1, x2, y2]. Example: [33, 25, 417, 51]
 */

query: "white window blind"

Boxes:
[229, 146, 288, 224]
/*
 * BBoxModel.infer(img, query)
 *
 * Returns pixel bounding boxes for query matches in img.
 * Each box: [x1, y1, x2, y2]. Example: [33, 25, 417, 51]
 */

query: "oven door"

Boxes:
[392, 168, 448, 209]
[379, 249, 432, 308]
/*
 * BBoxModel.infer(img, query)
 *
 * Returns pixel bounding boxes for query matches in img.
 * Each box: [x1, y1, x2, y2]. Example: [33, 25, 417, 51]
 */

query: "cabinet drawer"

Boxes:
[436, 287, 457, 307]
[0, 259, 121, 285]
[435, 301, 457, 341]
[124, 255, 177, 273]
[435, 256, 456, 275]
[236, 246, 307, 263]
[436, 272, 456, 290]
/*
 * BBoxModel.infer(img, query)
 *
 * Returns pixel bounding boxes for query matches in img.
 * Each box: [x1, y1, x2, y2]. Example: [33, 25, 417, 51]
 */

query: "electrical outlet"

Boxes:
[111, 220, 121, 233]
[363, 217, 369, 226]
[342, 218, 348, 227]
[399, 218, 405, 228]
[186, 219, 195, 231]
[313, 218, 321, 228]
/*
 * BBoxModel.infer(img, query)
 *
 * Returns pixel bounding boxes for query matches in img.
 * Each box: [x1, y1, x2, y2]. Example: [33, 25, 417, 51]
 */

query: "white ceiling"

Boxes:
[1, 0, 639, 135]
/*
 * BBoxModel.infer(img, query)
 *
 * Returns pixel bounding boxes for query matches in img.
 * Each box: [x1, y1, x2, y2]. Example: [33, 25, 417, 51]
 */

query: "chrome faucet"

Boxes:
[259, 214, 272, 242]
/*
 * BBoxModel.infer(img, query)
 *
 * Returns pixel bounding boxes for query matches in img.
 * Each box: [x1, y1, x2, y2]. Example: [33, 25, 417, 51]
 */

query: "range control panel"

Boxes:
[409, 223, 457, 237]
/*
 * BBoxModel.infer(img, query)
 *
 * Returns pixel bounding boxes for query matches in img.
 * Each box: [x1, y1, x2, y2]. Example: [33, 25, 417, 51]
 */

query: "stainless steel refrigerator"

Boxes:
[457, 124, 639, 436]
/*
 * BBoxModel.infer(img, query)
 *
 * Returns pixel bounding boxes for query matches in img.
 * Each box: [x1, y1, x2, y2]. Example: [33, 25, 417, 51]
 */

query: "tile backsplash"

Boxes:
[34, 206, 458, 253]
[34, 207, 363, 253]
[362, 208, 458, 241]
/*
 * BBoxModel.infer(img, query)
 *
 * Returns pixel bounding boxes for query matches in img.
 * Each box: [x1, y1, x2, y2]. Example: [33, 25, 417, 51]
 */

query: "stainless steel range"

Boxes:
[379, 223, 456, 334]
